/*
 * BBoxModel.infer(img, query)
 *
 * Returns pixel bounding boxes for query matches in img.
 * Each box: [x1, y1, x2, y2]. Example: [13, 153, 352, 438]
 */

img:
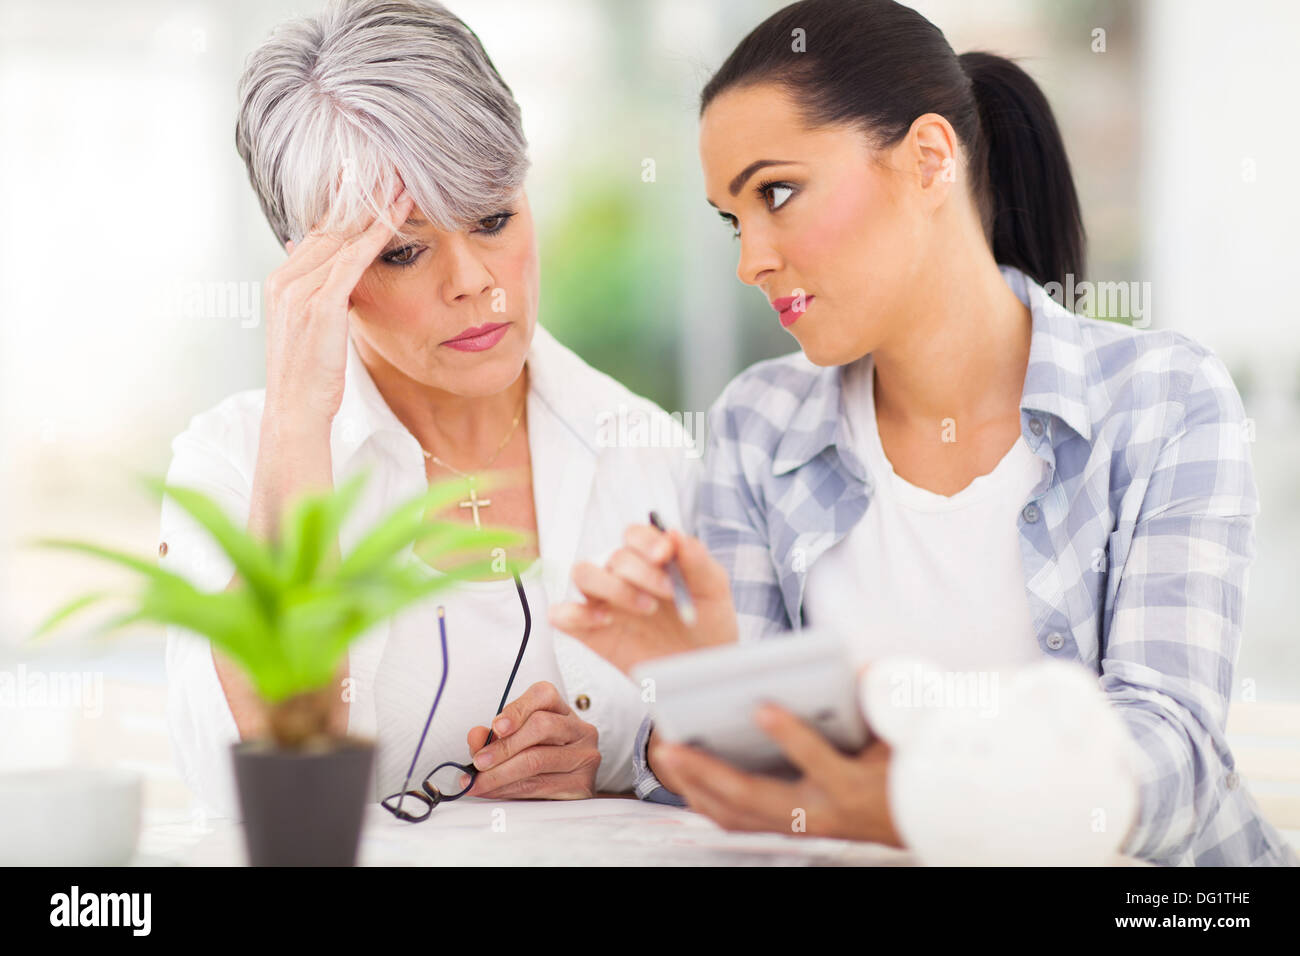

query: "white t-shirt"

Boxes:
[372, 556, 560, 799]
[803, 353, 1046, 670]
[802, 355, 1141, 863]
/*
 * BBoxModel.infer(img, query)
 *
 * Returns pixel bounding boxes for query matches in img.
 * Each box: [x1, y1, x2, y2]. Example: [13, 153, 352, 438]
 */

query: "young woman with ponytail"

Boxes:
[549, 0, 1297, 866]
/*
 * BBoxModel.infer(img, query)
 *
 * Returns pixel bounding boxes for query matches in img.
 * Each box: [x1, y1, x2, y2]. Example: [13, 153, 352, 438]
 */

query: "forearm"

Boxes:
[211, 578, 269, 740]
[1103, 690, 1206, 864]
[212, 404, 348, 740]
[247, 401, 337, 541]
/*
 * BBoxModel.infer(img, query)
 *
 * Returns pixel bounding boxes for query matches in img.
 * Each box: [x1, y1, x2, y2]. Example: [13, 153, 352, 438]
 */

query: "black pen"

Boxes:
[647, 510, 697, 627]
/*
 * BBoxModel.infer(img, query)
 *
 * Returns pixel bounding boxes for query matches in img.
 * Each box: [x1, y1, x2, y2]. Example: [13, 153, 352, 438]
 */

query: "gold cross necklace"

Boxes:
[419, 391, 526, 530]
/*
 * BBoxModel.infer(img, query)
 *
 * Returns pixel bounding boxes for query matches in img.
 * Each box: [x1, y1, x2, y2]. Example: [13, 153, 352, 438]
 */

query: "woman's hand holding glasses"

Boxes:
[381, 567, 601, 820]
[462, 680, 600, 800]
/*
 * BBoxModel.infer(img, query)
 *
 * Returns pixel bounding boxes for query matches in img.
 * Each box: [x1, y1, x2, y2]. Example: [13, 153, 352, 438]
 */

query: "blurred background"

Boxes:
[1, 0, 1297, 842]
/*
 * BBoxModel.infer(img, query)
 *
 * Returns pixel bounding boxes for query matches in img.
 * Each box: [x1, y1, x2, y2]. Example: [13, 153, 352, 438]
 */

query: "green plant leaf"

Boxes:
[408, 522, 523, 567]
[279, 469, 371, 587]
[31, 467, 538, 728]
[27, 538, 183, 583]
[101, 579, 286, 699]
[136, 473, 282, 614]
[299, 553, 515, 674]
[24, 537, 275, 638]
[336, 473, 510, 581]
[28, 590, 114, 641]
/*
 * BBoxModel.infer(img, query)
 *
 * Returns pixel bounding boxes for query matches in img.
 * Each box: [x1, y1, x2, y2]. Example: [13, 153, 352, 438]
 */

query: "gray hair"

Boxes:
[235, 0, 529, 247]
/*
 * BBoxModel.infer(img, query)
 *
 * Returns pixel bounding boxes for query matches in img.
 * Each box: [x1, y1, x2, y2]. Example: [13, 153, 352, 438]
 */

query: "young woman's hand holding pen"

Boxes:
[548, 521, 738, 674]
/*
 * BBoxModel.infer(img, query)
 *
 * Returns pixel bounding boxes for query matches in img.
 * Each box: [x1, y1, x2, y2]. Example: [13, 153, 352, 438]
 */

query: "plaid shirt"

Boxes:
[633, 264, 1297, 867]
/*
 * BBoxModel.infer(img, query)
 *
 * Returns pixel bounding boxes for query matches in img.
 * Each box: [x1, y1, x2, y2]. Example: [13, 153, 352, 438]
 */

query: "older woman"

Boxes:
[160, 0, 697, 818]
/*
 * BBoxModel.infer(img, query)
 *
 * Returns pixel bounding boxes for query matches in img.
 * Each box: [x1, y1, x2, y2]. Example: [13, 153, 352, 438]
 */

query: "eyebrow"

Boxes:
[380, 217, 427, 250]
[705, 159, 801, 208]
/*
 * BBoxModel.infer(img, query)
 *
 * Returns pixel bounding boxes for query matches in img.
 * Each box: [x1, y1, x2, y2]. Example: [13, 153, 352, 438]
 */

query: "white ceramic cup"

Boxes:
[0, 767, 141, 866]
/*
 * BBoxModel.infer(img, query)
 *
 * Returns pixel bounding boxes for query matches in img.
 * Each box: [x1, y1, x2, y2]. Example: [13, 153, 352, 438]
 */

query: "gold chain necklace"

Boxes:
[419, 391, 526, 530]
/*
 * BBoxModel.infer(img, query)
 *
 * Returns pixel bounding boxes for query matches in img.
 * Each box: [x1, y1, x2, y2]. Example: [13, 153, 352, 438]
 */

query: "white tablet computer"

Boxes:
[630, 630, 870, 779]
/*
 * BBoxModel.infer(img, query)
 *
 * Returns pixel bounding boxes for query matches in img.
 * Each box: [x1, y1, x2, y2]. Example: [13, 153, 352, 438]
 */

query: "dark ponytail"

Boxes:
[957, 51, 1085, 293]
[701, 0, 1086, 292]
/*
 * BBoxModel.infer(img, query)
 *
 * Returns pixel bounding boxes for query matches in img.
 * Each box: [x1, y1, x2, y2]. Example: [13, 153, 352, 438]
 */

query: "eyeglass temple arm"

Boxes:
[395, 565, 530, 811]
[393, 606, 452, 813]
[483, 567, 531, 749]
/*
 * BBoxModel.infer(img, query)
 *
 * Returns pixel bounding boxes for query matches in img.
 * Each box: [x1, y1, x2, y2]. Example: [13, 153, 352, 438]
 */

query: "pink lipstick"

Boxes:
[441, 321, 511, 352]
[770, 294, 814, 328]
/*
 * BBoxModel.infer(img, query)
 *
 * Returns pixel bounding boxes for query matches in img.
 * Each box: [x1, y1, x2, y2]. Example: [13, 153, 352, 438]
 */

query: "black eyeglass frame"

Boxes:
[380, 566, 531, 823]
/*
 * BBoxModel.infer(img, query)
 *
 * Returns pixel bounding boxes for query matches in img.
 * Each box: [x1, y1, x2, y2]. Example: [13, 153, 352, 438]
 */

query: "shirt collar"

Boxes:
[330, 333, 412, 470]
[771, 263, 1093, 477]
[771, 359, 850, 477]
[1006, 263, 1093, 443]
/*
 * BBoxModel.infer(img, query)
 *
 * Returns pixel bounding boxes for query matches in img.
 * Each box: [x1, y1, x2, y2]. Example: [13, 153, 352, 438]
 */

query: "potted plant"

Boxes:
[28, 467, 518, 866]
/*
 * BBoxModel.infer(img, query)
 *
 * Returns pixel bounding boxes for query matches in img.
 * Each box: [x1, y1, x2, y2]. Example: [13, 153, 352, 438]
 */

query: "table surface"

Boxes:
[137, 797, 922, 866]
[137, 798, 1151, 866]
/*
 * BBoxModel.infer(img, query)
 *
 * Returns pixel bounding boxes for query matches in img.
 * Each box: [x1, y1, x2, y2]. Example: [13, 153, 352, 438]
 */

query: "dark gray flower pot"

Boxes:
[231, 737, 374, 866]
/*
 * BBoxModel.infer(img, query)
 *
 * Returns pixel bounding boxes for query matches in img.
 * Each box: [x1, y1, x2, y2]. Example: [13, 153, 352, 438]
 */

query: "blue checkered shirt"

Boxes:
[632, 264, 1298, 867]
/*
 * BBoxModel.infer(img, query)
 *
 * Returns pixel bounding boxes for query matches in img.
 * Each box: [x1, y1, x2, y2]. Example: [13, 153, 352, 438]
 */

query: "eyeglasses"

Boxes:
[380, 566, 531, 823]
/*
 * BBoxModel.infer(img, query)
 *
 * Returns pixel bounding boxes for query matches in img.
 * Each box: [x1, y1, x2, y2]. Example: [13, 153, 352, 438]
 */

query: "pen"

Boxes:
[647, 510, 698, 627]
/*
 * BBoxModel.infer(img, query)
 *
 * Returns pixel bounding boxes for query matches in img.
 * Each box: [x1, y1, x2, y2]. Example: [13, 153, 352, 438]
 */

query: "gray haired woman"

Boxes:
[159, 0, 700, 817]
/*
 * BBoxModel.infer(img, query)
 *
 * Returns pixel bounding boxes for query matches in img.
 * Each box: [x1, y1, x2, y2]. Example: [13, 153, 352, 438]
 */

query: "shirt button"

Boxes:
[1022, 503, 1040, 523]
[574, 694, 591, 711]
[158, 541, 168, 558]
[1028, 417, 1044, 437]
[1225, 771, 1240, 791]
[1046, 632, 1065, 651]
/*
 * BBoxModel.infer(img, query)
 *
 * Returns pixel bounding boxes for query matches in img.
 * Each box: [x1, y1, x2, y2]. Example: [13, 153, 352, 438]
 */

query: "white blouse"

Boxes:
[159, 323, 700, 817]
